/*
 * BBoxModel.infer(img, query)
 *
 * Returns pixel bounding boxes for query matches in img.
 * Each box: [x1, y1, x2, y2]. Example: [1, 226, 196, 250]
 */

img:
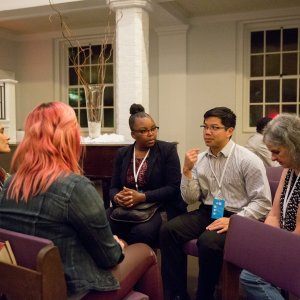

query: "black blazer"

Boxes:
[109, 140, 187, 219]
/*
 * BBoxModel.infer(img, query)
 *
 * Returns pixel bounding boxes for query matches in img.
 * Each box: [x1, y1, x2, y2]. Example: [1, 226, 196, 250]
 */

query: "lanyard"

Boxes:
[282, 170, 300, 225]
[133, 147, 150, 191]
[208, 143, 235, 197]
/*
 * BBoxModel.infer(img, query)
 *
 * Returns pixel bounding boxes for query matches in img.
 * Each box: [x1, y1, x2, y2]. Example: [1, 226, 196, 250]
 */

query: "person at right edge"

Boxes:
[245, 116, 279, 167]
[240, 114, 300, 300]
[159, 107, 272, 300]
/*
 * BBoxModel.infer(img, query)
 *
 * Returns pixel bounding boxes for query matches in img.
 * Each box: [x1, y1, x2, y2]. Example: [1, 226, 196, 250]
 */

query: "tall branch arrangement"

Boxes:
[49, 0, 115, 125]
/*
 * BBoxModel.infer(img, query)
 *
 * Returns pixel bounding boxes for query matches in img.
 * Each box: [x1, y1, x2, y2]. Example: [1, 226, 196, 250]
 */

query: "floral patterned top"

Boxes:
[280, 169, 300, 231]
[126, 157, 149, 191]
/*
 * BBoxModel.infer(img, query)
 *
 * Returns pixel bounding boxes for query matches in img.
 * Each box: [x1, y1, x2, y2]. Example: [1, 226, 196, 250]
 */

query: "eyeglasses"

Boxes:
[200, 125, 227, 132]
[133, 126, 159, 135]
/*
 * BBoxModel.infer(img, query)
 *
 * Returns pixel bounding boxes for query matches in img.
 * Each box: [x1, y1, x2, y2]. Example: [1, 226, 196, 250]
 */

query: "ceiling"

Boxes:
[0, 0, 300, 35]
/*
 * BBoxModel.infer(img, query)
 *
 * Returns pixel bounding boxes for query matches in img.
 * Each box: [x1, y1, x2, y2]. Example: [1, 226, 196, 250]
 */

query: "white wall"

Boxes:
[149, 28, 159, 122]
[15, 39, 54, 129]
[186, 20, 237, 153]
[0, 36, 17, 76]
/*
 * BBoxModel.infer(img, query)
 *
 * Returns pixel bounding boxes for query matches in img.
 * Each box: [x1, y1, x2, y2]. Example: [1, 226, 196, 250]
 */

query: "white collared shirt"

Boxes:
[245, 132, 280, 167]
[181, 140, 272, 220]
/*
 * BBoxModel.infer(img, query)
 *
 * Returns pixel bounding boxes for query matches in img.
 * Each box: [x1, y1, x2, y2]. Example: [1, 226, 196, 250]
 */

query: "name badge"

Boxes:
[211, 198, 225, 219]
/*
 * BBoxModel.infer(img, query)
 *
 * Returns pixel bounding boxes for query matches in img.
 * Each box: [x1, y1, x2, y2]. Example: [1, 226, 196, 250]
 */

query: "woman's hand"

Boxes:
[119, 187, 146, 208]
[113, 235, 127, 249]
[113, 191, 127, 207]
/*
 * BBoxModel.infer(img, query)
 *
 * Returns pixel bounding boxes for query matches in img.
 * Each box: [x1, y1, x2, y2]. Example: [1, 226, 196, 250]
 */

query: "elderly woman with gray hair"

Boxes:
[240, 113, 300, 300]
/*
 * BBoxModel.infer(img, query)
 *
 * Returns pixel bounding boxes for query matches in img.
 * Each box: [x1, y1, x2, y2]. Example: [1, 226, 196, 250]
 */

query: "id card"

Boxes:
[211, 198, 225, 219]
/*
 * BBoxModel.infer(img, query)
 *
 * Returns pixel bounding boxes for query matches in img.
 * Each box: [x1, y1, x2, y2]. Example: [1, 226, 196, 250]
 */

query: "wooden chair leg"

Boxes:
[221, 262, 241, 300]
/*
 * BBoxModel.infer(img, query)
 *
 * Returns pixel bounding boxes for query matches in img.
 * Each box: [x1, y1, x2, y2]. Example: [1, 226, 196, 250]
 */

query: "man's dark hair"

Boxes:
[256, 117, 272, 134]
[203, 107, 236, 129]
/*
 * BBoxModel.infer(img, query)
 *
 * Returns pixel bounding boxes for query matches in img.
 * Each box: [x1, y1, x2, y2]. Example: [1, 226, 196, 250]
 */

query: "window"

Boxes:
[247, 25, 300, 127]
[67, 43, 114, 130]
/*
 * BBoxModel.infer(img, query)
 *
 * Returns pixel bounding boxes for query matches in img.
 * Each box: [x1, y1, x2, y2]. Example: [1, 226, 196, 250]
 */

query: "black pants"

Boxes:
[159, 205, 234, 300]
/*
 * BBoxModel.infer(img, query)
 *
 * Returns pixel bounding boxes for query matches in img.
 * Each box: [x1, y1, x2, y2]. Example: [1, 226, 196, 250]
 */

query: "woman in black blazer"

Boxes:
[108, 104, 186, 248]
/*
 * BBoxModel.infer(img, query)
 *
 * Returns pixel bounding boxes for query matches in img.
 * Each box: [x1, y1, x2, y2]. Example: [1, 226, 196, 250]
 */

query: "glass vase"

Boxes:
[83, 85, 104, 138]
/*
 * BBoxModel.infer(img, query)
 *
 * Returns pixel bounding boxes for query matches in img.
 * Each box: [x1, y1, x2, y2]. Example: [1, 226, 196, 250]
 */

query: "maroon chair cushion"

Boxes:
[266, 166, 283, 200]
[0, 228, 53, 269]
[183, 239, 198, 257]
[224, 214, 300, 297]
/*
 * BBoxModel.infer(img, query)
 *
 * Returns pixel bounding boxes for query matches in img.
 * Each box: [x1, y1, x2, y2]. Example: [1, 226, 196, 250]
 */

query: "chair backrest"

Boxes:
[224, 214, 300, 297]
[0, 227, 53, 269]
[266, 166, 283, 200]
[0, 228, 67, 300]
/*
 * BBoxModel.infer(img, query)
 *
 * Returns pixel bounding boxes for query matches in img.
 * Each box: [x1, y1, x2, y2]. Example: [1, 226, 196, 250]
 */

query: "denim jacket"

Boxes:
[0, 173, 124, 296]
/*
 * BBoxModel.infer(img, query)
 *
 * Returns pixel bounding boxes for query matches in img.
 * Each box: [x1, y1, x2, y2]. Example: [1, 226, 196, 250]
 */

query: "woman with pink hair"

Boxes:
[0, 102, 163, 300]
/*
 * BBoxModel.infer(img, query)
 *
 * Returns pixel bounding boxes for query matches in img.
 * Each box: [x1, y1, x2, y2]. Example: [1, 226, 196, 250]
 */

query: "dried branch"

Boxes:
[48, 0, 116, 126]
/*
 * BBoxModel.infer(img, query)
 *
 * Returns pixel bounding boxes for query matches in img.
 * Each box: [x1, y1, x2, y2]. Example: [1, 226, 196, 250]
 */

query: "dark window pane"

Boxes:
[91, 66, 99, 84]
[104, 65, 114, 84]
[251, 55, 263, 77]
[104, 86, 114, 106]
[69, 67, 78, 85]
[249, 105, 263, 127]
[68, 88, 78, 107]
[282, 105, 297, 114]
[69, 47, 78, 66]
[251, 31, 264, 53]
[266, 105, 279, 119]
[91, 45, 101, 64]
[282, 53, 297, 75]
[250, 80, 263, 103]
[265, 80, 279, 103]
[266, 30, 280, 52]
[266, 54, 280, 76]
[103, 108, 114, 127]
[82, 66, 90, 84]
[80, 109, 88, 128]
[79, 88, 86, 107]
[73, 108, 79, 121]
[103, 44, 113, 63]
[79, 46, 90, 65]
[283, 28, 298, 51]
[282, 79, 297, 102]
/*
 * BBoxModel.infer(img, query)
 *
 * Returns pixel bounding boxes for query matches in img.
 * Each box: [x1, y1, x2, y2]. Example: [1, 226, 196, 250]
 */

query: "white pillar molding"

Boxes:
[107, 0, 152, 141]
[155, 25, 189, 162]
[0, 79, 18, 143]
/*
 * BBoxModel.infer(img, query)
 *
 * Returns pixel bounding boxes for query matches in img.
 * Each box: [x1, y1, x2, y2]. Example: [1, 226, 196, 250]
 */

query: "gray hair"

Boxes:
[263, 114, 300, 168]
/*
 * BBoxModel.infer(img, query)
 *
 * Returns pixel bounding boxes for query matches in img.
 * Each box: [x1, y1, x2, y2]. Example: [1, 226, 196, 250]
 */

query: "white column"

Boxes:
[0, 79, 17, 143]
[156, 25, 188, 162]
[108, 0, 151, 141]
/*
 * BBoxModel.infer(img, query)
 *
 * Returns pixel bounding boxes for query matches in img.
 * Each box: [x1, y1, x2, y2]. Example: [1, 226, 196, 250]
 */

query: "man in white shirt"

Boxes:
[245, 117, 279, 167]
[160, 107, 272, 300]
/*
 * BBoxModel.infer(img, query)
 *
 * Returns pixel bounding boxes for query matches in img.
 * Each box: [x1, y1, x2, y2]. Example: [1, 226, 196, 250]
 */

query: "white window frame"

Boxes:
[239, 18, 300, 133]
[54, 34, 115, 134]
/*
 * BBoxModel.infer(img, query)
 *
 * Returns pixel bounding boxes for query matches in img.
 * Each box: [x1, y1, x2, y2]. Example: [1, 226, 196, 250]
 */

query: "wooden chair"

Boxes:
[0, 228, 157, 300]
[0, 228, 67, 300]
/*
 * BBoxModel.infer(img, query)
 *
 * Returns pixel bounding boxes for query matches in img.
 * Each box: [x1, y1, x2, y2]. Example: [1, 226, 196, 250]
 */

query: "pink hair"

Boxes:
[8, 102, 82, 201]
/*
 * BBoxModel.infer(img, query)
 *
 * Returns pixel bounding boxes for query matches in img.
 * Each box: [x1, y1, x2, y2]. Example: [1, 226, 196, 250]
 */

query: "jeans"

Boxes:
[240, 270, 284, 300]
